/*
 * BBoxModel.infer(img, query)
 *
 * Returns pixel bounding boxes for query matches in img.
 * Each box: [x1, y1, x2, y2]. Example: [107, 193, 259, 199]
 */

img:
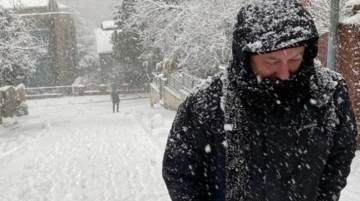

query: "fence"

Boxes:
[167, 72, 202, 93]
[25, 83, 147, 99]
[152, 72, 202, 93]
[25, 84, 111, 99]
[25, 85, 74, 99]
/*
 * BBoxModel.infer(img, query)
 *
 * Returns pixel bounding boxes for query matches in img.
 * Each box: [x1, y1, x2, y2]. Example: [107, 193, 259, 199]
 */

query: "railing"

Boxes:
[25, 84, 111, 99]
[25, 83, 147, 99]
[151, 71, 202, 94]
[25, 85, 74, 99]
[168, 72, 202, 93]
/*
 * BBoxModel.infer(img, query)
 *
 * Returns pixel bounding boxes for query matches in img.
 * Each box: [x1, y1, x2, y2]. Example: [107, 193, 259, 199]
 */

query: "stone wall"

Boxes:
[163, 87, 183, 111]
[149, 83, 188, 111]
[150, 84, 160, 107]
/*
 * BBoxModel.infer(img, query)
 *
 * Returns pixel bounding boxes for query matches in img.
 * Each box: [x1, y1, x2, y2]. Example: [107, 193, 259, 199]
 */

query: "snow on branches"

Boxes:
[0, 6, 44, 86]
[113, 0, 360, 78]
[307, 0, 360, 34]
[114, 0, 247, 78]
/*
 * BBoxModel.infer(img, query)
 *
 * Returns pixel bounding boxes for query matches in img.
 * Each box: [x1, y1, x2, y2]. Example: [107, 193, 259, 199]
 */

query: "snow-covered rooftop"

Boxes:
[0, 0, 49, 9]
[101, 20, 117, 30]
[57, 3, 74, 13]
[94, 28, 114, 54]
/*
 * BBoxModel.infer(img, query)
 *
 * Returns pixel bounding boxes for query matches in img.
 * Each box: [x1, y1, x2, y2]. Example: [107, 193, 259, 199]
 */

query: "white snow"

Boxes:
[101, 20, 117, 30]
[345, 0, 360, 6]
[0, 95, 175, 201]
[0, 85, 12, 92]
[94, 28, 114, 54]
[0, 95, 359, 201]
[341, 0, 360, 24]
[342, 13, 360, 24]
[0, 0, 49, 9]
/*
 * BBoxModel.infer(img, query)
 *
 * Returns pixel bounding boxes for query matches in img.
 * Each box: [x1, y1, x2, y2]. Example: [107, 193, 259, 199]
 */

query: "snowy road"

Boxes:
[0, 95, 359, 201]
[0, 95, 175, 201]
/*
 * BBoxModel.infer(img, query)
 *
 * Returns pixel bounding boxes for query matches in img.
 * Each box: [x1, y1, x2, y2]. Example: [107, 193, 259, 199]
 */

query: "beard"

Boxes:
[240, 64, 314, 111]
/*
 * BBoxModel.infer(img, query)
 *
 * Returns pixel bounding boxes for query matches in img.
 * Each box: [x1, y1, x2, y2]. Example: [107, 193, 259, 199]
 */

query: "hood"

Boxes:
[231, 0, 319, 70]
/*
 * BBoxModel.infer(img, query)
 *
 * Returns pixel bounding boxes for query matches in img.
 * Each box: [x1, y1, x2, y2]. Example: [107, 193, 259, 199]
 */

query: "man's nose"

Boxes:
[275, 63, 291, 80]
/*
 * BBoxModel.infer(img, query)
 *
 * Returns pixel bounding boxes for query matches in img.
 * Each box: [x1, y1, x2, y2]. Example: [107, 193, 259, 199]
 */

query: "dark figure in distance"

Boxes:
[162, 0, 358, 201]
[111, 87, 120, 113]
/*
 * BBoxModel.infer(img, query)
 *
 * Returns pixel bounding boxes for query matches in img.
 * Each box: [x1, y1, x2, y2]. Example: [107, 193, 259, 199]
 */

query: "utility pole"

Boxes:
[327, 0, 340, 71]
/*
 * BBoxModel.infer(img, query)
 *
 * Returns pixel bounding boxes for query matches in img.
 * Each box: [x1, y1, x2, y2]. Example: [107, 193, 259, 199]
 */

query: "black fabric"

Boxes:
[163, 69, 357, 201]
[162, 1, 357, 201]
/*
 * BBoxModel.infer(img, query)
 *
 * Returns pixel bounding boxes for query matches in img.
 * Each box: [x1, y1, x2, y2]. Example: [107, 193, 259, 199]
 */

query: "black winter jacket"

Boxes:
[162, 1, 357, 201]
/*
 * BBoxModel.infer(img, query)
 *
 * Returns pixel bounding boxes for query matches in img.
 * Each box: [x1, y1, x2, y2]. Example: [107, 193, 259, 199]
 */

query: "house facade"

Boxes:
[1, 0, 79, 87]
[94, 20, 121, 84]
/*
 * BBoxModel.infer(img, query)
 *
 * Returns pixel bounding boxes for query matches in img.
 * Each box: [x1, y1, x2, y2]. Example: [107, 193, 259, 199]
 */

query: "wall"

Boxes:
[318, 24, 360, 146]
[53, 13, 78, 86]
[149, 83, 160, 107]
[16, 1, 78, 87]
[163, 87, 183, 111]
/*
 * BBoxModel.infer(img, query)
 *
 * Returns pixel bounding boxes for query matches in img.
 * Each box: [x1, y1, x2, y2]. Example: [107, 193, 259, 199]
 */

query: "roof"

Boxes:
[0, 0, 50, 9]
[94, 28, 114, 54]
[58, 3, 74, 13]
[101, 20, 117, 30]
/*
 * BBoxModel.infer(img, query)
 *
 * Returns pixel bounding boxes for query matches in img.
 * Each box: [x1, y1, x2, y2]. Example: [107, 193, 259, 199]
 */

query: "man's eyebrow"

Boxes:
[265, 55, 279, 60]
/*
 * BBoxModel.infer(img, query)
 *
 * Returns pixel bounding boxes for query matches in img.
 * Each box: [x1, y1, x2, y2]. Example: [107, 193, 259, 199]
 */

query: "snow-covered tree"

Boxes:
[115, 0, 359, 78]
[0, 6, 43, 86]
[117, 0, 246, 78]
[112, 0, 150, 88]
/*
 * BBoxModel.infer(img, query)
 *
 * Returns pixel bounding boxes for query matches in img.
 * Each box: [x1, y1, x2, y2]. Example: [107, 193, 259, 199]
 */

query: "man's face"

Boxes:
[250, 46, 305, 80]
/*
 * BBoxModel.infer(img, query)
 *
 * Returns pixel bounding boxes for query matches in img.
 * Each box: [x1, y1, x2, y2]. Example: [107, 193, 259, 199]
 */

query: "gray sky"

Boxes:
[57, 0, 120, 28]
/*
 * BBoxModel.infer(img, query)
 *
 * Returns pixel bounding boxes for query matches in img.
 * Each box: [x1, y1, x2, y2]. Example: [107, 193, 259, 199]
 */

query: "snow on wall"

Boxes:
[346, 0, 360, 6]
[342, 0, 360, 24]
[342, 13, 360, 24]
[0, 0, 49, 9]
[0, 86, 12, 92]
[94, 28, 114, 54]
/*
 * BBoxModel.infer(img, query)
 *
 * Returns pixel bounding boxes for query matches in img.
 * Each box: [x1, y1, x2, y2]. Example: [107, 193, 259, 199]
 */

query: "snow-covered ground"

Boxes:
[0, 95, 359, 201]
[0, 95, 175, 201]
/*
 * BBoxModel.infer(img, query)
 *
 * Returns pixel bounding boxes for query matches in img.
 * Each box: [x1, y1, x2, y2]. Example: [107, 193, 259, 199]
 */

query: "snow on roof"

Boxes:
[94, 28, 114, 54]
[57, 3, 74, 12]
[101, 20, 117, 30]
[0, 0, 49, 9]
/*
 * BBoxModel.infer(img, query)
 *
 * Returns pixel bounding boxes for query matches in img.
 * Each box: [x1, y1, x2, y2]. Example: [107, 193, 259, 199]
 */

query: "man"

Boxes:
[111, 87, 120, 113]
[162, 0, 358, 201]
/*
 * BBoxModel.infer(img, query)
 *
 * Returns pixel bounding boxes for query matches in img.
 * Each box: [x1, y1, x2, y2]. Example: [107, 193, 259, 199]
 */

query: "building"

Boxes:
[94, 20, 122, 83]
[316, 2, 360, 146]
[0, 0, 79, 87]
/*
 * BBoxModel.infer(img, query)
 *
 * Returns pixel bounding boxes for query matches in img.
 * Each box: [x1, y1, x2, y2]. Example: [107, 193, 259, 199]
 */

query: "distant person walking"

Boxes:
[111, 87, 120, 113]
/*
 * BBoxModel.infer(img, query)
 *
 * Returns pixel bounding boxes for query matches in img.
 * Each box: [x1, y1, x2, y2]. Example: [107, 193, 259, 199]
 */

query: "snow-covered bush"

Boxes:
[116, 0, 246, 78]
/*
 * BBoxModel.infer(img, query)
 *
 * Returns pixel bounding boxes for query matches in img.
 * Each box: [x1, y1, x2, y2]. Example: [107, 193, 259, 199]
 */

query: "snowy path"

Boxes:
[0, 95, 359, 201]
[0, 96, 175, 201]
